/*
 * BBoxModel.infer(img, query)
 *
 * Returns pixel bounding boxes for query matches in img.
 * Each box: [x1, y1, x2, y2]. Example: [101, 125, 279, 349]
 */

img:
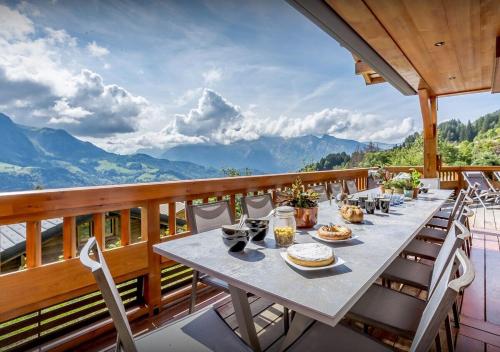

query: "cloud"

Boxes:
[86, 41, 109, 57]
[0, 5, 150, 136]
[202, 68, 222, 85]
[0, 4, 34, 40]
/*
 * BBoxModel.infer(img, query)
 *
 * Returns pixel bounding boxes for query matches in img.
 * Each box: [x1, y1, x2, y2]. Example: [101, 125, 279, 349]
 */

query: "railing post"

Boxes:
[92, 213, 106, 249]
[63, 217, 77, 259]
[168, 202, 176, 236]
[26, 221, 42, 268]
[142, 200, 161, 315]
[120, 210, 131, 246]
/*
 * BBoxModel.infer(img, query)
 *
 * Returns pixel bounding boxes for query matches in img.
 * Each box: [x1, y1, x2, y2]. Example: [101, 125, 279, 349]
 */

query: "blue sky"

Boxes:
[0, 0, 498, 154]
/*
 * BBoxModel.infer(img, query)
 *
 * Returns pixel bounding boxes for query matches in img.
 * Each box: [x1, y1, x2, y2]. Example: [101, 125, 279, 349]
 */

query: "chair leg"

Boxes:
[445, 316, 455, 352]
[435, 332, 442, 352]
[452, 301, 460, 328]
[283, 307, 290, 333]
[189, 270, 199, 314]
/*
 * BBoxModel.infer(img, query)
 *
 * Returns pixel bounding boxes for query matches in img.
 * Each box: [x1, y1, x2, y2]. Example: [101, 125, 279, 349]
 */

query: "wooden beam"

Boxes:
[142, 200, 161, 315]
[355, 60, 373, 75]
[92, 213, 106, 249]
[120, 209, 131, 246]
[63, 216, 77, 259]
[168, 203, 176, 236]
[419, 89, 438, 178]
[492, 37, 500, 93]
[26, 221, 42, 268]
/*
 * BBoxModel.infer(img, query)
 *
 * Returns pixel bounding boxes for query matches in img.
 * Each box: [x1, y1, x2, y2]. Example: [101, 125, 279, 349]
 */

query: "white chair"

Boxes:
[79, 237, 251, 352]
[241, 193, 273, 218]
[462, 171, 500, 208]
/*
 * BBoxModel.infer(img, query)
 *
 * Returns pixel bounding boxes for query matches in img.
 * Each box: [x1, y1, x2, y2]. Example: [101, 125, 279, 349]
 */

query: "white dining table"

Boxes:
[153, 189, 453, 351]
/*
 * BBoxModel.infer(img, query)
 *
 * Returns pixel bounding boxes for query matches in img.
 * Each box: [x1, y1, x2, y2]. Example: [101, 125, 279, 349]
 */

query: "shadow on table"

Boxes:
[288, 263, 352, 279]
[229, 248, 265, 262]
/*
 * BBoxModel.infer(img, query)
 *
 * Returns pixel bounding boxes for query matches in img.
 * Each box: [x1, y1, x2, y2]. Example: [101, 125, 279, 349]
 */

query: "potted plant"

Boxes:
[390, 179, 406, 194]
[374, 167, 390, 193]
[403, 179, 414, 198]
[382, 179, 394, 194]
[280, 177, 319, 228]
[409, 168, 422, 198]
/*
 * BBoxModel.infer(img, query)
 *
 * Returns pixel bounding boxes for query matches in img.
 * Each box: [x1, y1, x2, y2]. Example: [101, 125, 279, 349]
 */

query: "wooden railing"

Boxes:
[0, 168, 369, 351]
[384, 165, 500, 190]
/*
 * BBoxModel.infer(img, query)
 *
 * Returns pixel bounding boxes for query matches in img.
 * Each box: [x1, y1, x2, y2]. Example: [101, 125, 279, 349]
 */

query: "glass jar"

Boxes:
[273, 206, 296, 247]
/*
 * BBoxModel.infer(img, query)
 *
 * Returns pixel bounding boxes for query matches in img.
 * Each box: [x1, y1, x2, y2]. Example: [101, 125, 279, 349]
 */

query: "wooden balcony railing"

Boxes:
[384, 165, 500, 190]
[0, 168, 369, 351]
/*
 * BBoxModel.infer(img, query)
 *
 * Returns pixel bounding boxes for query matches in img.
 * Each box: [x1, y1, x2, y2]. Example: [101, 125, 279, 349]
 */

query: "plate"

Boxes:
[311, 232, 359, 243]
[280, 252, 346, 271]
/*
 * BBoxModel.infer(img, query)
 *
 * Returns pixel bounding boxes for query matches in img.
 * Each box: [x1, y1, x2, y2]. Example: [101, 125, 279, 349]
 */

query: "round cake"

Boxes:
[318, 225, 352, 240]
[286, 243, 334, 267]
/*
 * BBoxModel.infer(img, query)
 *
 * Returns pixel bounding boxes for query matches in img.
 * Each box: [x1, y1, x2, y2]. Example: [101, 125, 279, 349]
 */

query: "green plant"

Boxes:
[390, 179, 407, 190]
[280, 177, 319, 208]
[409, 168, 421, 188]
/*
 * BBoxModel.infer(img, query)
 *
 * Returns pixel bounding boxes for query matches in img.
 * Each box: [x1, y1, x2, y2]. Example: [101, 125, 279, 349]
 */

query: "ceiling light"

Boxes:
[449, 76, 456, 80]
[434, 41, 445, 47]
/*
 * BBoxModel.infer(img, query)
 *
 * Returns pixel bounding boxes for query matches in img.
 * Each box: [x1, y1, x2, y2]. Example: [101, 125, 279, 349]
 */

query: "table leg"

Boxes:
[228, 285, 261, 352]
[279, 312, 315, 352]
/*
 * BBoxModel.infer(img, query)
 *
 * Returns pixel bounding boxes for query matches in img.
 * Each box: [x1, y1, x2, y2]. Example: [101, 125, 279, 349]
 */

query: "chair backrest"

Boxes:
[328, 182, 343, 199]
[411, 249, 475, 352]
[346, 180, 358, 195]
[445, 190, 467, 228]
[462, 171, 494, 192]
[428, 220, 469, 295]
[495, 171, 500, 182]
[187, 200, 234, 235]
[241, 193, 274, 219]
[80, 237, 138, 352]
[308, 184, 329, 202]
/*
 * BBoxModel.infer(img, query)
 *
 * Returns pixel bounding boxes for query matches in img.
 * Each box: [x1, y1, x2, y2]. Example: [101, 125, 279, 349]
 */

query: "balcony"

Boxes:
[0, 166, 499, 351]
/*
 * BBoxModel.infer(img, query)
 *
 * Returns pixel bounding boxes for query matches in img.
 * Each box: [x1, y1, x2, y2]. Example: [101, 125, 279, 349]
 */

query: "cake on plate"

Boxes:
[340, 205, 364, 223]
[318, 225, 352, 240]
[286, 243, 334, 267]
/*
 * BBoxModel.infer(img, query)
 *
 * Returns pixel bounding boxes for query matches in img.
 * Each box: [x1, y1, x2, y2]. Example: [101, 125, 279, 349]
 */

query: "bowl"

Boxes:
[221, 234, 249, 252]
[245, 218, 270, 228]
[222, 224, 250, 238]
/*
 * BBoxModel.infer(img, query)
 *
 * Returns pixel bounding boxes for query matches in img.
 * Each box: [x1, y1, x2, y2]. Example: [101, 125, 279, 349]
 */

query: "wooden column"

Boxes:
[418, 89, 438, 178]
[168, 203, 176, 236]
[26, 221, 42, 268]
[142, 201, 161, 315]
[63, 216, 77, 259]
[120, 209, 131, 246]
[92, 213, 106, 249]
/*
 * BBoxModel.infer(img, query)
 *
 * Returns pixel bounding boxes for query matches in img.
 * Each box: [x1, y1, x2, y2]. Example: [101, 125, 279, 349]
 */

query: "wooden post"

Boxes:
[26, 221, 42, 268]
[142, 200, 161, 315]
[419, 89, 438, 178]
[92, 213, 106, 249]
[120, 210, 131, 246]
[168, 203, 176, 236]
[63, 217, 77, 259]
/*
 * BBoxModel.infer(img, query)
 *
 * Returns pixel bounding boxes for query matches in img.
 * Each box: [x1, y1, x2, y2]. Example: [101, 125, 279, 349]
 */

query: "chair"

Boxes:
[425, 189, 469, 229]
[288, 249, 474, 352]
[241, 193, 273, 218]
[346, 180, 358, 195]
[382, 220, 468, 293]
[79, 237, 251, 352]
[328, 182, 343, 199]
[462, 171, 500, 208]
[494, 171, 500, 183]
[187, 201, 235, 313]
[433, 189, 466, 219]
[308, 184, 329, 202]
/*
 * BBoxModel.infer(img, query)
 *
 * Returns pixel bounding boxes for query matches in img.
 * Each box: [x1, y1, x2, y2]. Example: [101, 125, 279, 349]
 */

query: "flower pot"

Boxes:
[393, 187, 404, 195]
[403, 189, 413, 198]
[412, 188, 419, 199]
[294, 207, 318, 228]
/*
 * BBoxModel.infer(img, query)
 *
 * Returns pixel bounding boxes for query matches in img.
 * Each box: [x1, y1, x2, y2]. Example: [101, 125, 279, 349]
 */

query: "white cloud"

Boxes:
[0, 4, 34, 40]
[202, 68, 222, 85]
[86, 41, 109, 57]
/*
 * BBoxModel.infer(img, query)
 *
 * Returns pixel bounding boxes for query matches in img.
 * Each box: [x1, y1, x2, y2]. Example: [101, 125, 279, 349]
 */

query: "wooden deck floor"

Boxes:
[69, 203, 500, 352]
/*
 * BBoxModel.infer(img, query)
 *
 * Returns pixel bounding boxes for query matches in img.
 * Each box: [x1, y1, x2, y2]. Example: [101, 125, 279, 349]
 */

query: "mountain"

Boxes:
[439, 110, 499, 142]
[160, 135, 392, 173]
[0, 113, 219, 191]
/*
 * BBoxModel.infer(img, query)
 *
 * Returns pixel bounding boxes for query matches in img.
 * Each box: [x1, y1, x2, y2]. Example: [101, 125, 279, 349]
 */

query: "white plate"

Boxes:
[310, 232, 359, 243]
[280, 252, 346, 271]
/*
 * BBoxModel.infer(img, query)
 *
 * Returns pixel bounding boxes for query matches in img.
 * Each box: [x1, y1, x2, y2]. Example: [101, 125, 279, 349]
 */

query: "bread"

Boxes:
[318, 225, 352, 240]
[286, 243, 334, 267]
[340, 205, 364, 223]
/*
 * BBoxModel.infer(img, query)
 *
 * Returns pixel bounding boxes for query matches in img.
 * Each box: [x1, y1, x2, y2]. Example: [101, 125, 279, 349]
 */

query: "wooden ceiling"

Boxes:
[326, 0, 500, 96]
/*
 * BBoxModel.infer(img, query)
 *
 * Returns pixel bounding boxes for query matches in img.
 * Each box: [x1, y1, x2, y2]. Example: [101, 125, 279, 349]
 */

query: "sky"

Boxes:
[0, 0, 498, 154]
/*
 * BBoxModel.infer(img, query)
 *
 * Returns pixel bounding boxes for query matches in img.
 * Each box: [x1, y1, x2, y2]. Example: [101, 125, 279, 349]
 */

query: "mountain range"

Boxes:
[0, 113, 219, 191]
[158, 136, 392, 173]
[0, 112, 393, 191]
